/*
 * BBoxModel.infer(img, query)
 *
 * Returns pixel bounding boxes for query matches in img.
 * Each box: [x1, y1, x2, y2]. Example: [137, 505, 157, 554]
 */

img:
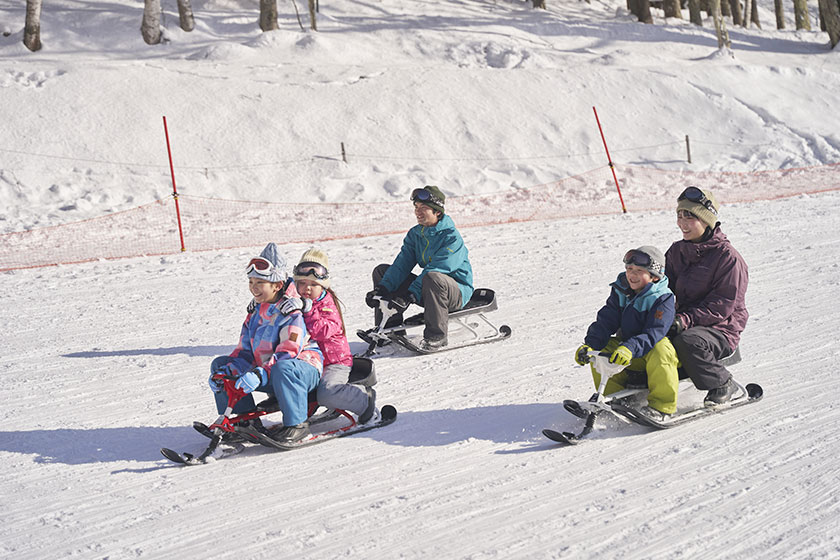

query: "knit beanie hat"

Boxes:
[677, 187, 720, 230]
[294, 247, 331, 289]
[412, 185, 446, 215]
[625, 245, 666, 280]
[246, 242, 287, 283]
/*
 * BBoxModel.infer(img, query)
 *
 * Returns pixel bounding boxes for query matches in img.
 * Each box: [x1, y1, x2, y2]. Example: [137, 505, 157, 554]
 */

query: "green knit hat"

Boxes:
[410, 185, 446, 215]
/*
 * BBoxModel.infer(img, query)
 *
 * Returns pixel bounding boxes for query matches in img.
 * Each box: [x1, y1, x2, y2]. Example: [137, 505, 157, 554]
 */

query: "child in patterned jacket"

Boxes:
[209, 242, 323, 443]
[574, 245, 680, 421]
[281, 248, 378, 424]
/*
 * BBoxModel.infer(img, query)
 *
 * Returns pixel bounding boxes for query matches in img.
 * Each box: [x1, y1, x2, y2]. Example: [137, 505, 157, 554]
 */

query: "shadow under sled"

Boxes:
[161, 357, 397, 465]
[356, 288, 512, 357]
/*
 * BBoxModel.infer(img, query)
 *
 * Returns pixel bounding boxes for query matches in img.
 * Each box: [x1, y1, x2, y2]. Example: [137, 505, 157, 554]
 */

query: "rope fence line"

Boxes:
[0, 137, 785, 172]
[1, 162, 838, 272]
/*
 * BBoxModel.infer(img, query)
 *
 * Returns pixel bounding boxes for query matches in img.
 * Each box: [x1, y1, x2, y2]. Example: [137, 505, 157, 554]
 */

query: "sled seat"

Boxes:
[256, 357, 377, 411]
[403, 288, 498, 326]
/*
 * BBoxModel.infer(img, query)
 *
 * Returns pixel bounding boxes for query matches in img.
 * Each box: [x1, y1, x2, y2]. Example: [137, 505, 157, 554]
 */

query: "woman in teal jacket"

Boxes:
[367, 186, 473, 351]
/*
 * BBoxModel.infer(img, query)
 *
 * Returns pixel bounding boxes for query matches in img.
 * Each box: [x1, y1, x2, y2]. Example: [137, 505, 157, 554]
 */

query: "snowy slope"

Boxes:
[2, 0, 840, 557]
[3, 193, 840, 558]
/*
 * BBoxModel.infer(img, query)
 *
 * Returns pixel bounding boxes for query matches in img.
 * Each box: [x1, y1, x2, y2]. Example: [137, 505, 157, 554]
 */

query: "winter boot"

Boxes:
[638, 405, 670, 422]
[358, 387, 378, 425]
[704, 377, 737, 406]
[274, 421, 310, 443]
[233, 418, 267, 443]
[419, 336, 447, 351]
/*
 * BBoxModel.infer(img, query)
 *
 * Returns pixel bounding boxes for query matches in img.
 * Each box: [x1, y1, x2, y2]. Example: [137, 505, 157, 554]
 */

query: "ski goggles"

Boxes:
[293, 262, 330, 280]
[678, 186, 718, 216]
[410, 188, 444, 209]
[245, 257, 276, 276]
[623, 250, 653, 268]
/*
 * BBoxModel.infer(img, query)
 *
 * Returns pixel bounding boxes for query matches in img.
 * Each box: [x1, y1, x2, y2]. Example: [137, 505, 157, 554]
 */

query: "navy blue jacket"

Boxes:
[584, 273, 676, 358]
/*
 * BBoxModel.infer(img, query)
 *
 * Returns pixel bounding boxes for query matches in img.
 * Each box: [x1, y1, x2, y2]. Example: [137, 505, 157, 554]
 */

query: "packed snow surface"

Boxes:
[1, 0, 839, 558]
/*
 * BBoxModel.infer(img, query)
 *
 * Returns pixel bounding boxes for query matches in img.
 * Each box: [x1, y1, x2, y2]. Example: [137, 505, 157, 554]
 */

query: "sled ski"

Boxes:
[611, 382, 763, 429]
[161, 357, 395, 465]
[356, 288, 511, 357]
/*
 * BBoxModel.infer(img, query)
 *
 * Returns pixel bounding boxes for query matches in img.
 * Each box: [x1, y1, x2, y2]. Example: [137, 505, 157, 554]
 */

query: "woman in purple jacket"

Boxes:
[665, 187, 749, 406]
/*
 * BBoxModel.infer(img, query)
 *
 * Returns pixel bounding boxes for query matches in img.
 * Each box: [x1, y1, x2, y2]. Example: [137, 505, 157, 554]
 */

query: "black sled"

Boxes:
[356, 288, 511, 357]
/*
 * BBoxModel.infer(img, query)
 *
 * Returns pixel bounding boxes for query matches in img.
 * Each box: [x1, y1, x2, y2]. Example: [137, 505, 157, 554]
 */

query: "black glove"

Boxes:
[365, 285, 389, 308]
[388, 293, 416, 314]
[668, 316, 686, 337]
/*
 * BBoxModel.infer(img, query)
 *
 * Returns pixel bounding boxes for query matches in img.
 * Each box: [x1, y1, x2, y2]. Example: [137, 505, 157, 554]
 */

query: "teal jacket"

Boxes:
[380, 214, 474, 307]
[584, 273, 675, 358]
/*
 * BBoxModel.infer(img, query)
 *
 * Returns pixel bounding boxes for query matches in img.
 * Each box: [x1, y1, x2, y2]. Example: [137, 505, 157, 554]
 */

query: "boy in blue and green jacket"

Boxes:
[574, 246, 680, 420]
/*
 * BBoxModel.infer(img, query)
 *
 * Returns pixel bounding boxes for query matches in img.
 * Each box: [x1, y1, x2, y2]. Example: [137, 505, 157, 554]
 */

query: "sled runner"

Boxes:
[161, 357, 396, 465]
[543, 348, 763, 446]
[356, 288, 512, 357]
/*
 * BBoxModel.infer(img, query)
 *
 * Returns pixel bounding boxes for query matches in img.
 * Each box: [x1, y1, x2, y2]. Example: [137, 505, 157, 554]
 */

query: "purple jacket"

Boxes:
[665, 227, 749, 351]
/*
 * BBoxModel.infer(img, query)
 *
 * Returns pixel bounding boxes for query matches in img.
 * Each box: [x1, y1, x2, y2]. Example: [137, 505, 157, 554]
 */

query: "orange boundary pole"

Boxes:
[162, 116, 186, 252]
[593, 106, 627, 213]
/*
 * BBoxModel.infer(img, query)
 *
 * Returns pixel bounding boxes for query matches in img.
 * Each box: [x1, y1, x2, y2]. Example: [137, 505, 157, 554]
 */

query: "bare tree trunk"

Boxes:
[729, 0, 742, 26]
[774, 0, 786, 28]
[819, 0, 840, 46]
[689, 0, 704, 24]
[532, 0, 547, 7]
[794, 0, 812, 29]
[260, 0, 278, 31]
[712, 0, 731, 48]
[664, 0, 684, 17]
[308, 0, 318, 29]
[24, 0, 42, 51]
[720, 0, 730, 17]
[750, 0, 761, 27]
[637, 0, 654, 22]
[141, 0, 161, 45]
[177, 0, 195, 32]
[742, 0, 752, 26]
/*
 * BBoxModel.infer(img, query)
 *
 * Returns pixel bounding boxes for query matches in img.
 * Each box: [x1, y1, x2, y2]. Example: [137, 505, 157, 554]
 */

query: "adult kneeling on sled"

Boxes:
[366, 185, 473, 351]
[665, 187, 749, 406]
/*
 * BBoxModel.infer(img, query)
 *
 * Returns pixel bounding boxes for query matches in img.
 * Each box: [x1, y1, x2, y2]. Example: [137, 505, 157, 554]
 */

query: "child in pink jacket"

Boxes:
[281, 248, 378, 424]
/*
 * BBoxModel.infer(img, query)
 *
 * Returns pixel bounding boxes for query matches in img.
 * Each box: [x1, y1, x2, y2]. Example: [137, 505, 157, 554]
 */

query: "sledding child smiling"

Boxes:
[208, 242, 324, 444]
[280, 248, 377, 424]
[574, 246, 680, 421]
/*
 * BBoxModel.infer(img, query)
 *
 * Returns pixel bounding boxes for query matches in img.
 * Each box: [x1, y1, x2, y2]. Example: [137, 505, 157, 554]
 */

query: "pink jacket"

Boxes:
[303, 290, 353, 368]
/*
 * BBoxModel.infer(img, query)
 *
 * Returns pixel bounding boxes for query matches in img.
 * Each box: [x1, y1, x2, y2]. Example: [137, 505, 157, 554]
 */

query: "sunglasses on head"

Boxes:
[678, 186, 718, 216]
[410, 188, 444, 209]
[623, 250, 653, 268]
[245, 257, 275, 276]
[294, 262, 329, 280]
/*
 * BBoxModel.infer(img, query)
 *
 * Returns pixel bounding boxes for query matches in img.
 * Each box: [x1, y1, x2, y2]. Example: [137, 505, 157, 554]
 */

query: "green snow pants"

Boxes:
[590, 337, 680, 415]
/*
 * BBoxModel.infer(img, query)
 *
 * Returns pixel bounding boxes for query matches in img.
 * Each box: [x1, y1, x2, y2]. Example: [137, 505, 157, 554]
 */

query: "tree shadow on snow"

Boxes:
[63, 345, 231, 359]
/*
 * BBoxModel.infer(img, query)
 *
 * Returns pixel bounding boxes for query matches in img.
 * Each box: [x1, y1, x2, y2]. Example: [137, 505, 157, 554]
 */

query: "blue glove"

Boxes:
[280, 297, 313, 315]
[208, 365, 231, 393]
[234, 367, 267, 394]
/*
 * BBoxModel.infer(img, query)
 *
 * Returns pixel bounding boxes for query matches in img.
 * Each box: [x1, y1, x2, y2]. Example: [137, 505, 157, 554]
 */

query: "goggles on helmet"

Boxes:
[294, 262, 330, 280]
[245, 257, 276, 277]
[678, 186, 718, 216]
[410, 188, 444, 209]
